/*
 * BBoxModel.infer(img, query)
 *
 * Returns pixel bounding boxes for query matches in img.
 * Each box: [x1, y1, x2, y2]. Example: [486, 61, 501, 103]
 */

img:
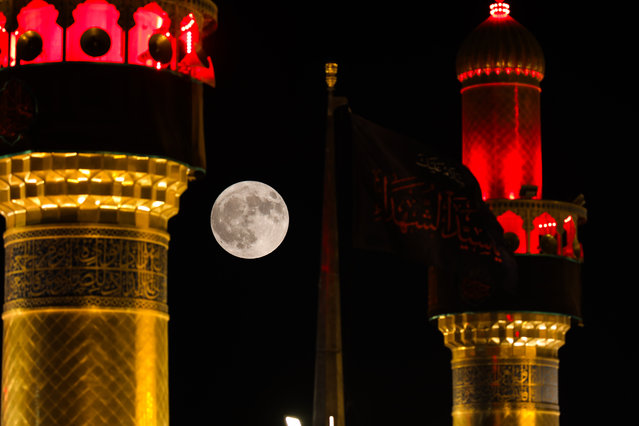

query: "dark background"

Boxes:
[164, 1, 634, 425]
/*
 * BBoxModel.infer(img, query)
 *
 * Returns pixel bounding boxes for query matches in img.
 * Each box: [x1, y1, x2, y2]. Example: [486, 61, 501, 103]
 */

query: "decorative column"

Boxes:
[0, 153, 189, 424]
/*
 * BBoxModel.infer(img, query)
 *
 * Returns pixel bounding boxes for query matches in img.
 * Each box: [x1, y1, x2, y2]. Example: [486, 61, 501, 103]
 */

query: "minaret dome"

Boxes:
[456, 2, 545, 87]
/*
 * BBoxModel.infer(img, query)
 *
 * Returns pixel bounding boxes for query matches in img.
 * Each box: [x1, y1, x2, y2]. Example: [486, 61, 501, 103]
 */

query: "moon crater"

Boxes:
[211, 181, 289, 259]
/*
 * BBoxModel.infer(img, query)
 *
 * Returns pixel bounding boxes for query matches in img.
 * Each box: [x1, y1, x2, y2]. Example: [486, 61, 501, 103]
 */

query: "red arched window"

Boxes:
[10, 0, 63, 65]
[177, 13, 215, 86]
[0, 13, 8, 67]
[496, 210, 526, 253]
[66, 0, 124, 62]
[128, 3, 174, 69]
[531, 212, 559, 255]
[561, 215, 580, 259]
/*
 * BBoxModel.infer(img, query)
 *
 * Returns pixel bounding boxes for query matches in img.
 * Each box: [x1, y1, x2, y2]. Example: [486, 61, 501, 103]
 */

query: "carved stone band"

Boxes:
[4, 224, 169, 312]
[452, 358, 558, 409]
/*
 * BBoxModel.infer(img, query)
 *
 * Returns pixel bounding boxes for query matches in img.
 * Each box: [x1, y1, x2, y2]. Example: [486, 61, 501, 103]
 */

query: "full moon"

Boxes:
[210, 181, 289, 259]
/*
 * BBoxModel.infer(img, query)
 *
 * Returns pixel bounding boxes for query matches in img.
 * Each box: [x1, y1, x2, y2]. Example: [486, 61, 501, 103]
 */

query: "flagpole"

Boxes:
[312, 63, 347, 426]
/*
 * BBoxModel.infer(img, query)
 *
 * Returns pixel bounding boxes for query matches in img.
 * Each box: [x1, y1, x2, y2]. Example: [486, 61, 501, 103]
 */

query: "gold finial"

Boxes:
[325, 62, 338, 89]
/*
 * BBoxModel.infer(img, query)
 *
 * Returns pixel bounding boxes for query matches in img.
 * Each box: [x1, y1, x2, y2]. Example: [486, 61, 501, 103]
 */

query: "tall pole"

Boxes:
[312, 63, 347, 426]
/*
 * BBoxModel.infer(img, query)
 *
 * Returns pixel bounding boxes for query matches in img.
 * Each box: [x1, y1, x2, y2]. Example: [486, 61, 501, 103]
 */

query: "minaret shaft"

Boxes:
[0, 152, 190, 425]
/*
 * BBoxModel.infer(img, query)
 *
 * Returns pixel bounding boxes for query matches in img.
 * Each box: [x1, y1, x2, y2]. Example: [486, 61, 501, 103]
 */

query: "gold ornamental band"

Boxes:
[452, 358, 559, 410]
[438, 312, 570, 426]
[2, 224, 171, 425]
[0, 152, 191, 230]
[4, 224, 169, 312]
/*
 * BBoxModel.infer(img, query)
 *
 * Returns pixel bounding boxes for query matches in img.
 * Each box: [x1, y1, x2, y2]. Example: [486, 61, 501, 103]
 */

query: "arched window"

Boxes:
[66, 0, 124, 62]
[177, 13, 215, 86]
[561, 215, 580, 259]
[128, 3, 174, 69]
[531, 212, 559, 255]
[0, 13, 8, 67]
[10, 0, 63, 65]
[497, 210, 526, 253]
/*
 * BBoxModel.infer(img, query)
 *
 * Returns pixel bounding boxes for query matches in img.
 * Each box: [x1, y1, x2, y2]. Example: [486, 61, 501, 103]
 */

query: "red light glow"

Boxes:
[3, 1, 215, 85]
[497, 211, 526, 253]
[531, 213, 558, 254]
[0, 13, 8, 67]
[561, 216, 580, 258]
[129, 2, 174, 69]
[489, 2, 510, 18]
[66, 0, 123, 62]
[177, 13, 215, 86]
[461, 82, 542, 201]
[458, 67, 543, 83]
[11, 0, 63, 65]
[179, 14, 197, 55]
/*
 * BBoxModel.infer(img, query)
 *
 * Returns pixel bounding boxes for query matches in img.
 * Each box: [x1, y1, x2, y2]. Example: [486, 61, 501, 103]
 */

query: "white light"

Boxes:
[210, 181, 289, 259]
[329, 416, 335, 426]
[285, 417, 302, 426]
[186, 31, 193, 54]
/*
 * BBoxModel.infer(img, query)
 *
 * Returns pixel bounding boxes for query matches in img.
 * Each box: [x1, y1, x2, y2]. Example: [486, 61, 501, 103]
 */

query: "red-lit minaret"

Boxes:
[433, 4, 587, 425]
[458, 2, 544, 202]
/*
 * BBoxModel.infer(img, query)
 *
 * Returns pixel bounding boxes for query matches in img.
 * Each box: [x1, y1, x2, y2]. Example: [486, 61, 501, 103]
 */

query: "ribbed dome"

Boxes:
[456, 9, 545, 86]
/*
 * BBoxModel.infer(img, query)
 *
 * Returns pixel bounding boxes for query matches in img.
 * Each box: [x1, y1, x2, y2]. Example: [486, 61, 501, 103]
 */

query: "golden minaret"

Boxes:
[0, 0, 217, 423]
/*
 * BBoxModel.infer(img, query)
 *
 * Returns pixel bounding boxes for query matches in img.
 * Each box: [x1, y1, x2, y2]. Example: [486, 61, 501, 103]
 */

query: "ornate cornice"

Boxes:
[438, 312, 571, 424]
[0, 151, 190, 229]
[438, 311, 570, 359]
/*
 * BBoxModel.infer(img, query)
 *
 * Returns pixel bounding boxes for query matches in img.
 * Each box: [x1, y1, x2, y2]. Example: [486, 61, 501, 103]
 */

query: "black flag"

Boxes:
[335, 107, 518, 317]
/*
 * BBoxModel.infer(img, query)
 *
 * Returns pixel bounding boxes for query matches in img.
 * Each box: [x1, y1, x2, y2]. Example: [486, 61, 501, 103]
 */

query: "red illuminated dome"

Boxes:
[458, 2, 545, 201]
[456, 3, 545, 86]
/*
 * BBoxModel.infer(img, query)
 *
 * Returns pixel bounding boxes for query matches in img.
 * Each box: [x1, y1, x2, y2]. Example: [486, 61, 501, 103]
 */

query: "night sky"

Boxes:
[165, 1, 635, 425]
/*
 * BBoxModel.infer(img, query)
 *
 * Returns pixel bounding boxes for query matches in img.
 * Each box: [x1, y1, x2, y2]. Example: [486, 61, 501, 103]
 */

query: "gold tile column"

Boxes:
[438, 312, 571, 426]
[0, 152, 190, 426]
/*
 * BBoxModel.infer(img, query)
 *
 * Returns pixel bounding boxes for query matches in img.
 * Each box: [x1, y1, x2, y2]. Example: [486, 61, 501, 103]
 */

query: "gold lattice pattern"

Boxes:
[461, 84, 542, 200]
[0, 152, 191, 230]
[2, 308, 169, 426]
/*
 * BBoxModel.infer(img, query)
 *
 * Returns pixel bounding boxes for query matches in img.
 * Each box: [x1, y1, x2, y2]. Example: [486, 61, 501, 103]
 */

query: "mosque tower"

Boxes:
[434, 3, 587, 425]
[0, 0, 216, 423]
